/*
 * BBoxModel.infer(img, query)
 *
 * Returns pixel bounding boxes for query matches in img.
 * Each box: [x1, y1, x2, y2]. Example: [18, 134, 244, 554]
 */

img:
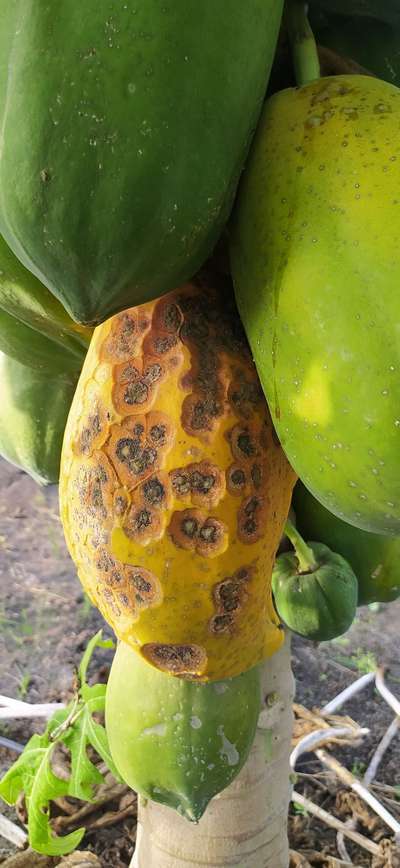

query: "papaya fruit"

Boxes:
[272, 522, 358, 642]
[0, 307, 86, 375]
[0, 1, 283, 325]
[311, 10, 400, 86]
[231, 74, 400, 537]
[293, 482, 400, 606]
[106, 640, 260, 821]
[0, 352, 77, 485]
[60, 280, 296, 681]
[0, 234, 91, 358]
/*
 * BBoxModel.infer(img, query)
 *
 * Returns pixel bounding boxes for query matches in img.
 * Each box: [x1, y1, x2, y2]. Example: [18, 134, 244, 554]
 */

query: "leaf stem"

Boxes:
[285, 0, 320, 86]
[284, 518, 317, 573]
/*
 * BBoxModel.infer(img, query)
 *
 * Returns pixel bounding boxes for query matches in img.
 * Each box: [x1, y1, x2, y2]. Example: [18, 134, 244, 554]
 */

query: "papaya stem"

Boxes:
[285, 1, 320, 86]
[284, 518, 317, 573]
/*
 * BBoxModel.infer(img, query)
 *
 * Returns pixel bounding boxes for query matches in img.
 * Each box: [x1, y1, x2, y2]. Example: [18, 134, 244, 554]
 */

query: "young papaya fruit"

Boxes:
[293, 482, 400, 606]
[231, 75, 400, 537]
[0, 352, 77, 485]
[0, 234, 91, 358]
[0, 1, 283, 325]
[272, 521, 358, 642]
[106, 640, 260, 821]
[60, 280, 296, 681]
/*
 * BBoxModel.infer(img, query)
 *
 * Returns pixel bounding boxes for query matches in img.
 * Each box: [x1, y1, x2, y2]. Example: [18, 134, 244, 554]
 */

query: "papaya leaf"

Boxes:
[0, 631, 118, 856]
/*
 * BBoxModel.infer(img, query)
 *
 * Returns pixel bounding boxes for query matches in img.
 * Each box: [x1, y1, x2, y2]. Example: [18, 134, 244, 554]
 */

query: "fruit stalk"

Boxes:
[130, 637, 294, 868]
[285, 0, 320, 85]
[284, 517, 317, 573]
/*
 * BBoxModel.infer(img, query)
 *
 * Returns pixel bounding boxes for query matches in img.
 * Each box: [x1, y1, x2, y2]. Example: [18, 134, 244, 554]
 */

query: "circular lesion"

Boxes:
[237, 494, 269, 544]
[168, 509, 228, 557]
[229, 424, 260, 462]
[122, 502, 163, 546]
[100, 310, 142, 362]
[170, 461, 225, 508]
[209, 564, 254, 636]
[226, 464, 247, 495]
[141, 642, 207, 676]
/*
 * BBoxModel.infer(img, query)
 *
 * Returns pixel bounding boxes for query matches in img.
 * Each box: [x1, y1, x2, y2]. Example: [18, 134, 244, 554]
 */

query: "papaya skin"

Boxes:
[60, 280, 296, 681]
[231, 75, 400, 536]
[106, 640, 261, 821]
[0, 0, 283, 325]
[293, 481, 400, 606]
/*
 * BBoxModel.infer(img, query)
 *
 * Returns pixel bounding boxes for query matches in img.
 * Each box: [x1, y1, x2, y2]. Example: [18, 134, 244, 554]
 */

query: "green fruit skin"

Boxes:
[231, 75, 400, 537]
[105, 641, 260, 822]
[0, 307, 86, 375]
[272, 543, 358, 642]
[0, 1, 283, 325]
[0, 351, 77, 485]
[311, 10, 400, 85]
[0, 234, 91, 358]
[293, 482, 400, 606]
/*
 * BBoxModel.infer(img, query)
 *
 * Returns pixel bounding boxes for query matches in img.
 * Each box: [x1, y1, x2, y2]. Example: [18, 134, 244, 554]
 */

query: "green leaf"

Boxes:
[0, 631, 119, 856]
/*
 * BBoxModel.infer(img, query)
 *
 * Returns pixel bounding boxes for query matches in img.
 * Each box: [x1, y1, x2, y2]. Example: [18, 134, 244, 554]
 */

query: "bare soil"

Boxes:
[0, 459, 399, 867]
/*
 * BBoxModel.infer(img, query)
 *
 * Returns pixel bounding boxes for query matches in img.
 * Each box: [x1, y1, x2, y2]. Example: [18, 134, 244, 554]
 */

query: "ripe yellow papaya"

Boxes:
[60, 281, 296, 681]
[231, 75, 400, 536]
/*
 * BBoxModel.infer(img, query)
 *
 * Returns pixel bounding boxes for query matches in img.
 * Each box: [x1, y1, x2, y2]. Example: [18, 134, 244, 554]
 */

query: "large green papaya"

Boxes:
[106, 640, 260, 821]
[0, 1, 283, 325]
[231, 75, 400, 537]
[0, 307, 85, 375]
[0, 352, 77, 485]
[0, 234, 91, 359]
[293, 482, 400, 606]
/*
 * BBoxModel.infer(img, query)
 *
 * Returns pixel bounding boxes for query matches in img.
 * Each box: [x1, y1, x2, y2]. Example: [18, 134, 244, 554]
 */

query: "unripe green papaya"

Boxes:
[293, 482, 400, 606]
[0, 234, 91, 359]
[105, 640, 260, 821]
[272, 541, 358, 642]
[0, 352, 77, 485]
[0, 1, 283, 325]
[0, 307, 85, 375]
[231, 75, 400, 536]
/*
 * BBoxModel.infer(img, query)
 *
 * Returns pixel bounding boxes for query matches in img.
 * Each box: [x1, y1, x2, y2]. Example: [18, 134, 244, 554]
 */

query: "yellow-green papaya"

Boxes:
[0, 1, 283, 325]
[231, 74, 400, 537]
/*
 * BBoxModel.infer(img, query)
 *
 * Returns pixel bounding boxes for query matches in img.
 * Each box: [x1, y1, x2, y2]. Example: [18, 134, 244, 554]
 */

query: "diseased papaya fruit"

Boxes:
[0, 1, 283, 325]
[272, 521, 358, 642]
[0, 352, 77, 485]
[0, 234, 91, 360]
[293, 482, 400, 606]
[60, 280, 296, 681]
[231, 75, 400, 537]
[106, 640, 260, 821]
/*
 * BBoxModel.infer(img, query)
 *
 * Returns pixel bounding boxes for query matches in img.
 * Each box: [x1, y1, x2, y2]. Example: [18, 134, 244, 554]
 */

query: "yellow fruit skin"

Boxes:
[60, 281, 296, 681]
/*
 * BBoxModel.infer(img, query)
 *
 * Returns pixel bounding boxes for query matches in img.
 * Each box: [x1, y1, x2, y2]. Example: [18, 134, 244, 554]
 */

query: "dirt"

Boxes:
[0, 458, 399, 867]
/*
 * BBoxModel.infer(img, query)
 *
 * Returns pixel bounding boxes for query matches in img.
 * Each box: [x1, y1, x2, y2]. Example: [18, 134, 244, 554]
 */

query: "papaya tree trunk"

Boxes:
[130, 637, 294, 868]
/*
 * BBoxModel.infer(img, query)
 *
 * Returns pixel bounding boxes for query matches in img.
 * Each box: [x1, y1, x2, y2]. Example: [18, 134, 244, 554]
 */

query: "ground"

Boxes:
[0, 458, 399, 867]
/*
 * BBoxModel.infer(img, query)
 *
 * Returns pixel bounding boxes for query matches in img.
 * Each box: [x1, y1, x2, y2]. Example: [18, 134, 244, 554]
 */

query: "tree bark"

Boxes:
[130, 636, 294, 868]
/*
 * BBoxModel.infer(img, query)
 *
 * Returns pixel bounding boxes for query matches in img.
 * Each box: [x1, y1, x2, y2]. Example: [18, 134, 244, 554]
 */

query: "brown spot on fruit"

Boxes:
[197, 517, 227, 557]
[226, 464, 247, 495]
[209, 613, 234, 634]
[168, 508, 203, 550]
[238, 494, 268, 544]
[113, 489, 130, 517]
[213, 577, 247, 613]
[182, 393, 223, 439]
[140, 472, 171, 510]
[146, 411, 175, 451]
[141, 642, 207, 676]
[152, 298, 183, 334]
[229, 424, 259, 462]
[170, 461, 225, 507]
[123, 502, 163, 545]
[100, 311, 141, 362]
[73, 401, 108, 458]
[73, 452, 115, 524]
[228, 375, 263, 418]
[143, 331, 179, 357]
[105, 420, 160, 488]
[112, 357, 165, 416]
[125, 566, 162, 608]
[251, 463, 263, 489]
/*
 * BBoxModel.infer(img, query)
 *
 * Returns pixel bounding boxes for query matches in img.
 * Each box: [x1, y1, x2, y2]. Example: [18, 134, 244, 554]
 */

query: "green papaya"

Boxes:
[0, 307, 86, 375]
[293, 482, 400, 606]
[105, 641, 260, 822]
[272, 524, 358, 642]
[310, 11, 400, 86]
[0, 234, 91, 358]
[0, 352, 77, 485]
[231, 74, 400, 537]
[0, 1, 283, 325]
